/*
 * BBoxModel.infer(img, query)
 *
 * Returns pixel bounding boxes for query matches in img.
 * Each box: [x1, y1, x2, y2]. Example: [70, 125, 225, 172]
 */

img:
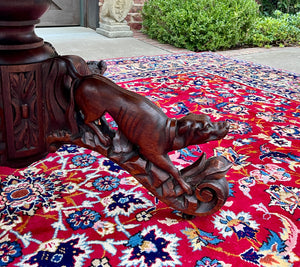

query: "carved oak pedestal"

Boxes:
[0, 0, 232, 218]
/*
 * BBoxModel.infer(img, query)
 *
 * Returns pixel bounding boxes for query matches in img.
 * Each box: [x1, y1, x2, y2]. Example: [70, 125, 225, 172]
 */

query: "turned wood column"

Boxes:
[0, 0, 56, 167]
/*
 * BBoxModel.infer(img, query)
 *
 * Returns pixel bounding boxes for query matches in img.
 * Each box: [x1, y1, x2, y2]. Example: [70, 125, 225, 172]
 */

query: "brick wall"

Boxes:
[98, 0, 146, 30]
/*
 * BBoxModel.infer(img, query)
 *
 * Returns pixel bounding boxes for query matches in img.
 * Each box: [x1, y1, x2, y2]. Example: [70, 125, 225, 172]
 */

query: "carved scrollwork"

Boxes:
[10, 71, 39, 150]
[0, 65, 46, 163]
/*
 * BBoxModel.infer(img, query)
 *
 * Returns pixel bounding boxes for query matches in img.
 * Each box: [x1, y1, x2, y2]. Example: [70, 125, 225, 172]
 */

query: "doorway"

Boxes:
[39, 0, 99, 29]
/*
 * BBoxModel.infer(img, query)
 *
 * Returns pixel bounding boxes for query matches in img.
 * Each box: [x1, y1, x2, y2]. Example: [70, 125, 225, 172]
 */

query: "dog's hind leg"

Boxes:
[86, 122, 111, 147]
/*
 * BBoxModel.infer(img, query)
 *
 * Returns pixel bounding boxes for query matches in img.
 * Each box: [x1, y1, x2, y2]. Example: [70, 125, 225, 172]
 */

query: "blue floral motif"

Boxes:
[104, 189, 152, 217]
[293, 111, 300, 117]
[213, 210, 259, 240]
[24, 237, 89, 266]
[241, 248, 263, 265]
[215, 102, 227, 109]
[228, 182, 235, 197]
[71, 154, 97, 167]
[120, 225, 181, 267]
[181, 228, 223, 251]
[192, 97, 216, 106]
[219, 93, 235, 98]
[270, 133, 291, 147]
[226, 119, 252, 135]
[0, 241, 22, 266]
[241, 231, 289, 266]
[109, 193, 141, 212]
[256, 112, 286, 123]
[178, 146, 202, 162]
[259, 144, 300, 168]
[102, 159, 123, 172]
[218, 103, 249, 115]
[0, 173, 65, 216]
[195, 257, 223, 267]
[171, 101, 190, 115]
[127, 233, 144, 247]
[233, 138, 256, 146]
[191, 79, 205, 87]
[243, 95, 267, 102]
[266, 185, 300, 214]
[245, 89, 257, 94]
[93, 176, 120, 191]
[215, 146, 250, 170]
[129, 230, 171, 265]
[67, 209, 101, 230]
[275, 106, 287, 111]
[58, 144, 80, 153]
[272, 125, 300, 139]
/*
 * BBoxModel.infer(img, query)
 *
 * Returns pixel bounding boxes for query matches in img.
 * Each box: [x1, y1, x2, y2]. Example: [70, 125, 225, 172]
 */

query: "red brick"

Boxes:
[130, 5, 143, 13]
[129, 22, 143, 30]
[131, 13, 142, 22]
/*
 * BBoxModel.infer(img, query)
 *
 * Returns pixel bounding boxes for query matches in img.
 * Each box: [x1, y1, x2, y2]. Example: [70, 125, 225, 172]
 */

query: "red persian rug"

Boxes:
[0, 52, 300, 267]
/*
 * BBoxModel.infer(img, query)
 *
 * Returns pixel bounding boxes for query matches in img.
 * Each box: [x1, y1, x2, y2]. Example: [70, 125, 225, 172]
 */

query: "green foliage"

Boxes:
[142, 0, 259, 51]
[259, 0, 300, 15]
[245, 11, 300, 47]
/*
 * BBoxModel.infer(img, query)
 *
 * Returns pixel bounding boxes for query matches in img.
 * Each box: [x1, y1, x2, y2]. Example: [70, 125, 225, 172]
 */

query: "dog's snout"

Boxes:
[224, 121, 230, 129]
[217, 120, 229, 129]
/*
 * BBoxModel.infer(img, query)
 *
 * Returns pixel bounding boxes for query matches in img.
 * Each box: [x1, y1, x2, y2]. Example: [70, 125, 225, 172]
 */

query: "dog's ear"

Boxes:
[177, 115, 195, 135]
[177, 114, 195, 135]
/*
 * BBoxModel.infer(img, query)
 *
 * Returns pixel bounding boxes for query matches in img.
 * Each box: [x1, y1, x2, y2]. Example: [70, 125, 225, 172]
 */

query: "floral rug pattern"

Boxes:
[0, 52, 300, 266]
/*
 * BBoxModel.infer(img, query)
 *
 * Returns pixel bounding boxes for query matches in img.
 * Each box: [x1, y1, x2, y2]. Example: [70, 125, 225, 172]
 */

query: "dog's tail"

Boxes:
[56, 56, 83, 81]
[54, 56, 85, 135]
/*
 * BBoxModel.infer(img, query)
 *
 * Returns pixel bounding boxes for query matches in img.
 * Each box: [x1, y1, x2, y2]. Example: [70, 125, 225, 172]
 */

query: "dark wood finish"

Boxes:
[0, 0, 232, 217]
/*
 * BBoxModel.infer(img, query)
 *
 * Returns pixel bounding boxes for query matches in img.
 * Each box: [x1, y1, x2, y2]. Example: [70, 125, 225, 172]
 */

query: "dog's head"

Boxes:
[177, 113, 230, 145]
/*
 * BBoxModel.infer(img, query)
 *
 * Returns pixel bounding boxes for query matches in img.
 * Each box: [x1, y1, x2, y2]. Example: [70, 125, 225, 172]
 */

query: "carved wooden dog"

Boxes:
[74, 75, 230, 195]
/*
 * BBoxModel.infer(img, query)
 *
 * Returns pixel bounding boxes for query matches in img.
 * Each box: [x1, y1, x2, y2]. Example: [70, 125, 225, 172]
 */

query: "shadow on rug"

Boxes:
[0, 52, 299, 266]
